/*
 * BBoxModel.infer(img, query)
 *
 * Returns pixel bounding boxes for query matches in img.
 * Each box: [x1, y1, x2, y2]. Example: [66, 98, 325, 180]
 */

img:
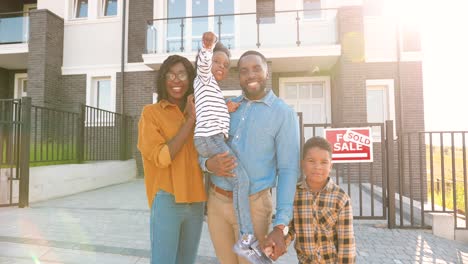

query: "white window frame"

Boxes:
[279, 76, 332, 124]
[72, 0, 89, 19]
[86, 73, 117, 127]
[222, 90, 242, 99]
[100, 0, 118, 17]
[366, 79, 396, 141]
[14, 73, 28, 99]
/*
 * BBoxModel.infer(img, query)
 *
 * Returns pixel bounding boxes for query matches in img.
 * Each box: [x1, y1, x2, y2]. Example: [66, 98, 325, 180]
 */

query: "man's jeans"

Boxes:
[194, 133, 254, 235]
[150, 190, 204, 264]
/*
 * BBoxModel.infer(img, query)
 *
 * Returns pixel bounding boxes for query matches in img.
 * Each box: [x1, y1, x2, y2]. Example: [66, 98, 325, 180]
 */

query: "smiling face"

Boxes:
[212, 51, 230, 82]
[238, 54, 269, 100]
[302, 146, 333, 191]
[165, 62, 189, 106]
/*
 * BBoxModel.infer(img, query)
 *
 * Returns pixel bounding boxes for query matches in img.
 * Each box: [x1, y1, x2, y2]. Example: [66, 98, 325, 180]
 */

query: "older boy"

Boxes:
[265, 137, 356, 263]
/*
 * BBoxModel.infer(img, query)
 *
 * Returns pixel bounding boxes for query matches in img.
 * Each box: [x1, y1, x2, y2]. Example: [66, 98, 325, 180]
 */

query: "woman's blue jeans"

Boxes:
[150, 190, 205, 264]
[194, 133, 254, 235]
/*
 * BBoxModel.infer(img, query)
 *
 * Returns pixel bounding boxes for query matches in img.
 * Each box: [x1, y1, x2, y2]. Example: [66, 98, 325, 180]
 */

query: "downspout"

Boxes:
[120, 0, 127, 114]
[119, 0, 128, 161]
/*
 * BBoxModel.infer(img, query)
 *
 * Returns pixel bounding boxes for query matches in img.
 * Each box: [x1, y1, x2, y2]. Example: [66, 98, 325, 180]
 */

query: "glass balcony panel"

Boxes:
[259, 12, 298, 48]
[299, 9, 338, 46]
[235, 13, 258, 50]
[145, 9, 338, 55]
[0, 13, 29, 44]
[146, 24, 158, 53]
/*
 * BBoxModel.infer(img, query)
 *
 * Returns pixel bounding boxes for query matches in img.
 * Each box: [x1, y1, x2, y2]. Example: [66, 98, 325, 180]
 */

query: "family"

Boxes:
[137, 32, 356, 264]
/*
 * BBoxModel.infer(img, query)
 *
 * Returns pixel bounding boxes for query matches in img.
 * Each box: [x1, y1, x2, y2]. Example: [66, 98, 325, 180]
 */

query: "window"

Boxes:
[75, 0, 88, 18]
[303, 0, 321, 19]
[366, 80, 395, 141]
[94, 79, 112, 111]
[166, 0, 235, 52]
[103, 0, 118, 16]
[280, 77, 332, 139]
[14, 73, 28, 99]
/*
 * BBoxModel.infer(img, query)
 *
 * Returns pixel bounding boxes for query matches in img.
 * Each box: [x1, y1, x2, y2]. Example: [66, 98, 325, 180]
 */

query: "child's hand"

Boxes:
[263, 245, 274, 258]
[226, 100, 240, 113]
[202, 32, 217, 50]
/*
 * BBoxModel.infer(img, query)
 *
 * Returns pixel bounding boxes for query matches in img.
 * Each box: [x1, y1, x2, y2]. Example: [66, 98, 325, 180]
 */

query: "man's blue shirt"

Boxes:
[200, 90, 300, 226]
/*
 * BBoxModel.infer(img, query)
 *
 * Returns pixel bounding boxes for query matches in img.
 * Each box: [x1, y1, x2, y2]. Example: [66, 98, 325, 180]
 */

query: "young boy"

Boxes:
[193, 32, 272, 264]
[265, 137, 356, 263]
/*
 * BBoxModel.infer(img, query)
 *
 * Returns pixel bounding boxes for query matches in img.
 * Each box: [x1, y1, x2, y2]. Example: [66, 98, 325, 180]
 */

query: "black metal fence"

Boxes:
[298, 117, 387, 220]
[389, 130, 468, 230]
[28, 103, 136, 165]
[0, 98, 30, 207]
[298, 119, 468, 232]
[30, 105, 79, 163]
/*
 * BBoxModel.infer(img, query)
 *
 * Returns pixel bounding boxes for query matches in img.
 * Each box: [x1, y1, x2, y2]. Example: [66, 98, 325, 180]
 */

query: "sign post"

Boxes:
[324, 127, 373, 163]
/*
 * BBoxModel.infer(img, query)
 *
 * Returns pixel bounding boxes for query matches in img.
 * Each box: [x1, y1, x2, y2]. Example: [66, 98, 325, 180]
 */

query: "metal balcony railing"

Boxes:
[0, 11, 29, 44]
[146, 8, 338, 54]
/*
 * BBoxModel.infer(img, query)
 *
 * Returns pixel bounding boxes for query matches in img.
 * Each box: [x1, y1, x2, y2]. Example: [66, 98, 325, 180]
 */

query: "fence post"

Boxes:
[19, 97, 31, 208]
[76, 104, 85, 163]
[120, 115, 127, 160]
[386, 120, 396, 228]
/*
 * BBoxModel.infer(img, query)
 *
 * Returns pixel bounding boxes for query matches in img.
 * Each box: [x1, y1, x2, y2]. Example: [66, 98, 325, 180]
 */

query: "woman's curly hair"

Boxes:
[156, 55, 195, 103]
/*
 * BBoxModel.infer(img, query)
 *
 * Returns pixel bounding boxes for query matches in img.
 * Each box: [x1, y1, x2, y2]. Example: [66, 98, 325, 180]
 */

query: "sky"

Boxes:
[416, 0, 468, 131]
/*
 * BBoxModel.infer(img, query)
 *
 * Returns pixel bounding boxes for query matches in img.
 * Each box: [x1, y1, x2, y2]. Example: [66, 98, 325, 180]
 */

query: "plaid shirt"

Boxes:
[288, 178, 356, 264]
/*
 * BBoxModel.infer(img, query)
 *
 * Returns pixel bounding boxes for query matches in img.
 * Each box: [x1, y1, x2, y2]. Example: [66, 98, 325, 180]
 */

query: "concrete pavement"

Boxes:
[0, 180, 467, 264]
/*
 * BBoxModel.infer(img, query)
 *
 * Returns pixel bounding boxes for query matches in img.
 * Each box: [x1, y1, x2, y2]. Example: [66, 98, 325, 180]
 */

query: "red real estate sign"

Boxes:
[324, 127, 373, 163]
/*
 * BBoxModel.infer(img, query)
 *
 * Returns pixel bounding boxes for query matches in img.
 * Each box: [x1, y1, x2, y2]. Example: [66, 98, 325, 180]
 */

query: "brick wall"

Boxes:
[256, 0, 275, 23]
[62, 75, 87, 112]
[335, 6, 366, 124]
[27, 9, 64, 109]
[335, 6, 426, 201]
[0, 68, 8, 99]
[128, 0, 154, 63]
[0, 1, 22, 13]
[117, 71, 156, 176]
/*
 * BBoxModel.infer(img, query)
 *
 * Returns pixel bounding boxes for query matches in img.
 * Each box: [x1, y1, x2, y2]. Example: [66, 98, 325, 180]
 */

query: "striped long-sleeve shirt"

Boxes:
[288, 178, 356, 264]
[194, 46, 230, 138]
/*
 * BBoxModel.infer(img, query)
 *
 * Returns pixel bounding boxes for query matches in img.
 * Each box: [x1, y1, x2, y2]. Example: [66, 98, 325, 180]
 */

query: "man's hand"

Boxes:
[262, 227, 287, 261]
[226, 100, 240, 113]
[206, 152, 236, 177]
[202, 31, 217, 50]
[184, 94, 196, 124]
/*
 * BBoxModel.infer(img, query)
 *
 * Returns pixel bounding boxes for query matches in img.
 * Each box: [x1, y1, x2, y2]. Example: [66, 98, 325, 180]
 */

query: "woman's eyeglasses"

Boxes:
[166, 72, 188, 81]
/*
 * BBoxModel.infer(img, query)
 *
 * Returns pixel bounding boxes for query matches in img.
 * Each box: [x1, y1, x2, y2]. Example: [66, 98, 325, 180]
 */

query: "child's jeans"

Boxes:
[194, 133, 254, 235]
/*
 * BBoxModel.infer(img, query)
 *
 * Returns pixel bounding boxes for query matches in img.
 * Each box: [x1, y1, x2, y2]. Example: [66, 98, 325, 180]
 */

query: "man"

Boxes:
[200, 50, 300, 264]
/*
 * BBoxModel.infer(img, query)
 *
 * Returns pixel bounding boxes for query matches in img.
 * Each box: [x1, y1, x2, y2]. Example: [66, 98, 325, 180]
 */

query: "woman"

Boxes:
[138, 55, 207, 264]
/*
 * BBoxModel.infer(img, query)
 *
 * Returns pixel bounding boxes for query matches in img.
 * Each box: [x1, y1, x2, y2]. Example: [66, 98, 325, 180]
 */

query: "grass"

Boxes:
[1, 141, 78, 168]
[427, 145, 467, 213]
[432, 182, 466, 214]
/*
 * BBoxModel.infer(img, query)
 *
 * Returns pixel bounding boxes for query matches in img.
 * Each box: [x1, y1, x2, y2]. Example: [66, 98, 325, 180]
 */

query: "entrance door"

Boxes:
[279, 77, 331, 140]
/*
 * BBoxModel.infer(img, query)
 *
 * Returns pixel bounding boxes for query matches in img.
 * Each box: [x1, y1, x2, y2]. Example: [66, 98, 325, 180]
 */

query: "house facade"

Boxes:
[0, 0, 424, 134]
[0, 0, 427, 218]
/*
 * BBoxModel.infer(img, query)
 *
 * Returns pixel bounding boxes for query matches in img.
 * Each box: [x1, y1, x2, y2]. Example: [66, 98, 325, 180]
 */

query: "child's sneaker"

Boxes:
[250, 240, 273, 264]
[233, 234, 273, 264]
